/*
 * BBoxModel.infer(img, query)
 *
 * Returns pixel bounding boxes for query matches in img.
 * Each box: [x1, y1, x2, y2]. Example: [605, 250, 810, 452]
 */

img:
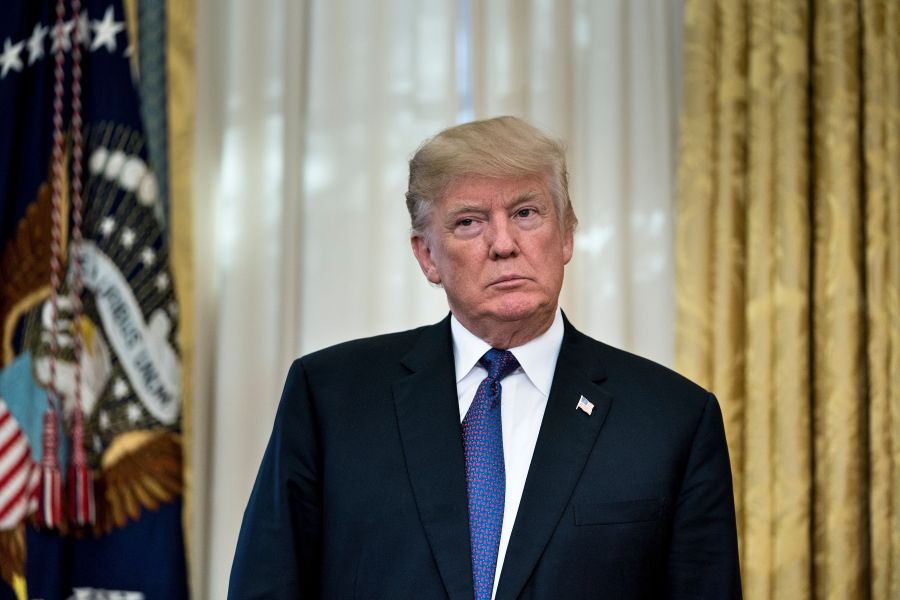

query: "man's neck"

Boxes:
[452, 306, 558, 350]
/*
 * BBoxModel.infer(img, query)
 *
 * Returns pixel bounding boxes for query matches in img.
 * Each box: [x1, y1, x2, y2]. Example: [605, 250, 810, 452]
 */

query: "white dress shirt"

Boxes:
[451, 308, 564, 600]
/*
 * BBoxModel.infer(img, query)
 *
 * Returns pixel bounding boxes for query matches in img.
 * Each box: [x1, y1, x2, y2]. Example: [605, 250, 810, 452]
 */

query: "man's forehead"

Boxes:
[441, 174, 551, 206]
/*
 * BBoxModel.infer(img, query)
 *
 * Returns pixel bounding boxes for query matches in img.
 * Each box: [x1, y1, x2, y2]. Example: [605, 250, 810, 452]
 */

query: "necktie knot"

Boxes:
[479, 348, 519, 382]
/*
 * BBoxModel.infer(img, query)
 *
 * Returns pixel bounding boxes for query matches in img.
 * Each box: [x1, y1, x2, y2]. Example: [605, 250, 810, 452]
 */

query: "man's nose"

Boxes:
[488, 218, 518, 258]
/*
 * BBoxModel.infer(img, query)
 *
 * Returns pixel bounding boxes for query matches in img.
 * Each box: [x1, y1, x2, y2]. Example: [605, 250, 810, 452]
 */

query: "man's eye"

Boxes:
[517, 208, 534, 218]
[458, 218, 475, 227]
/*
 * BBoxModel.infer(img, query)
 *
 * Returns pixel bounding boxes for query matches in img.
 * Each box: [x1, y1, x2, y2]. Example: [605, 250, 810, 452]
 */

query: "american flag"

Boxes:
[0, 396, 39, 529]
[576, 395, 594, 416]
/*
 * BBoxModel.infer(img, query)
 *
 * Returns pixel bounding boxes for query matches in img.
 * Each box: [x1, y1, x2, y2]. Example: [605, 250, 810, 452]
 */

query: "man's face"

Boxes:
[411, 174, 574, 338]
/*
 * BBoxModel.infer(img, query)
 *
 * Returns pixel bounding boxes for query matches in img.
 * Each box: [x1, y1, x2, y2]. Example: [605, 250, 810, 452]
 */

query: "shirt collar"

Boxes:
[450, 307, 564, 396]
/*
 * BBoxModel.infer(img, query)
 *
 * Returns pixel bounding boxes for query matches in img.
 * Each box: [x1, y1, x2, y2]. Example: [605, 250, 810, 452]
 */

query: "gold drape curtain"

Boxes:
[676, 1, 899, 599]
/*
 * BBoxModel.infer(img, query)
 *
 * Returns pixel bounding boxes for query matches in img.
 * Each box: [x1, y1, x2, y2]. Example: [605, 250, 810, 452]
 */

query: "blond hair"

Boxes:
[406, 116, 578, 235]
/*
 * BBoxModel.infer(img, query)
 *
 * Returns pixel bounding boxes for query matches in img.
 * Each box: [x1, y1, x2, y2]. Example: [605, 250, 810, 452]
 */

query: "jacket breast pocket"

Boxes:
[573, 498, 665, 526]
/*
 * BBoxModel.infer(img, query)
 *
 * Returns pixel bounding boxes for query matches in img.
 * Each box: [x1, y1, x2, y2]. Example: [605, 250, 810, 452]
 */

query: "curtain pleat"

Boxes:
[886, 4, 900, 596]
[675, 2, 718, 384]
[769, 1, 812, 597]
[710, 0, 747, 562]
[744, 1, 778, 596]
[812, 3, 867, 598]
[677, 0, 900, 598]
[863, 2, 900, 597]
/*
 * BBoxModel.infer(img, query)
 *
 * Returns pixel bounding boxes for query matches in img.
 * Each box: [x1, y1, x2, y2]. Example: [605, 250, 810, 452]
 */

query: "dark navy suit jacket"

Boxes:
[228, 315, 742, 599]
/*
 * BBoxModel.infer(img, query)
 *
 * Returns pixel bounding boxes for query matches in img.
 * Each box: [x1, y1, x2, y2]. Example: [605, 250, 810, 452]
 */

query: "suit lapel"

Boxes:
[392, 317, 474, 600]
[495, 320, 612, 600]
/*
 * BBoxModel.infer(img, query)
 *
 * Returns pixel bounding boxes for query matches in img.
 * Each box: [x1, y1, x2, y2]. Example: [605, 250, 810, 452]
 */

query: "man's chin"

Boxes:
[486, 297, 553, 323]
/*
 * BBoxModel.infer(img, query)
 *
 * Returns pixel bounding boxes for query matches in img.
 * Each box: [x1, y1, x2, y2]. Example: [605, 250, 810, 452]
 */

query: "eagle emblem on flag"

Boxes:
[0, 1, 188, 597]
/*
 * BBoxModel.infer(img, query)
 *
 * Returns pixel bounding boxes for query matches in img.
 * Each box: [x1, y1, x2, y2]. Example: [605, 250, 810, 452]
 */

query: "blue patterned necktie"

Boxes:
[462, 348, 520, 600]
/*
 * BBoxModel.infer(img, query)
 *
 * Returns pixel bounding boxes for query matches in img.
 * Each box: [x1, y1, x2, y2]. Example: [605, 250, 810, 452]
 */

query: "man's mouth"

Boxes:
[489, 275, 528, 289]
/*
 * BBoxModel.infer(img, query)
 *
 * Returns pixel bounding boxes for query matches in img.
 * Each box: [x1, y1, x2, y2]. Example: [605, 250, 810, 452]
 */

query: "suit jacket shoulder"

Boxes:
[302, 320, 440, 368]
[559, 319, 714, 433]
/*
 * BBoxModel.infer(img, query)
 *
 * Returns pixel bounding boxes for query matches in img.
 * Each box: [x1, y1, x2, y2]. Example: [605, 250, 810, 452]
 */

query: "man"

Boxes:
[228, 117, 741, 599]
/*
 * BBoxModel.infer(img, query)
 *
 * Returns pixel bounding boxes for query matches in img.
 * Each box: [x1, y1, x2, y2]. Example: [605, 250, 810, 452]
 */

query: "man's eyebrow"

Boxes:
[443, 203, 488, 219]
[443, 190, 547, 221]
[509, 190, 545, 206]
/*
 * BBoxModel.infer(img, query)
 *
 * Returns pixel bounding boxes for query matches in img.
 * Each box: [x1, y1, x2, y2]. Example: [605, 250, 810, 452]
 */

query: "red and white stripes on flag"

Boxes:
[0, 396, 40, 529]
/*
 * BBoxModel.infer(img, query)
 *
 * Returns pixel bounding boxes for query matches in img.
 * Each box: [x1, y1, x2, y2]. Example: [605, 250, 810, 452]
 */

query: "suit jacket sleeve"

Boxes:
[666, 393, 742, 598]
[228, 359, 322, 599]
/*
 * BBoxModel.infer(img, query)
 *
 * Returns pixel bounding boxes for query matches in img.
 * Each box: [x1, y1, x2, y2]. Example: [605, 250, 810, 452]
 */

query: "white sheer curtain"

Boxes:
[298, 1, 457, 352]
[470, 0, 682, 364]
[192, 0, 682, 597]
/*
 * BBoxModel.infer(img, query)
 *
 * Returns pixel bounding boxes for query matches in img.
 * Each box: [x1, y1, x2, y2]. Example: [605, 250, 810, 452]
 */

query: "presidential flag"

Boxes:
[0, 1, 187, 598]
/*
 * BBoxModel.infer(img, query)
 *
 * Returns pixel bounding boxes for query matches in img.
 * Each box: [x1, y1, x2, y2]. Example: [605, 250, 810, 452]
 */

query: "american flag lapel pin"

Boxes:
[576, 395, 594, 416]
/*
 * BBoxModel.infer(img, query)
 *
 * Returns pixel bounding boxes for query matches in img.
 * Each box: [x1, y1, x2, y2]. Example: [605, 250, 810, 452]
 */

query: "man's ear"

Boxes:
[411, 234, 442, 284]
[562, 226, 574, 265]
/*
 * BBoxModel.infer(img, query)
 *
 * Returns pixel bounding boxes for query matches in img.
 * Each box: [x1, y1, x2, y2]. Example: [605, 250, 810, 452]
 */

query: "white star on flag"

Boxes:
[113, 377, 130, 399]
[27, 24, 47, 66]
[121, 227, 135, 249]
[99, 410, 110, 430]
[155, 272, 170, 291]
[126, 403, 142, 423]
[0, 37, 25, 78]
[140, 246, 156, 266]
[91, 7, 125, 53]
[51, 19, 75, 53]
[99, 216, 116, 237]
